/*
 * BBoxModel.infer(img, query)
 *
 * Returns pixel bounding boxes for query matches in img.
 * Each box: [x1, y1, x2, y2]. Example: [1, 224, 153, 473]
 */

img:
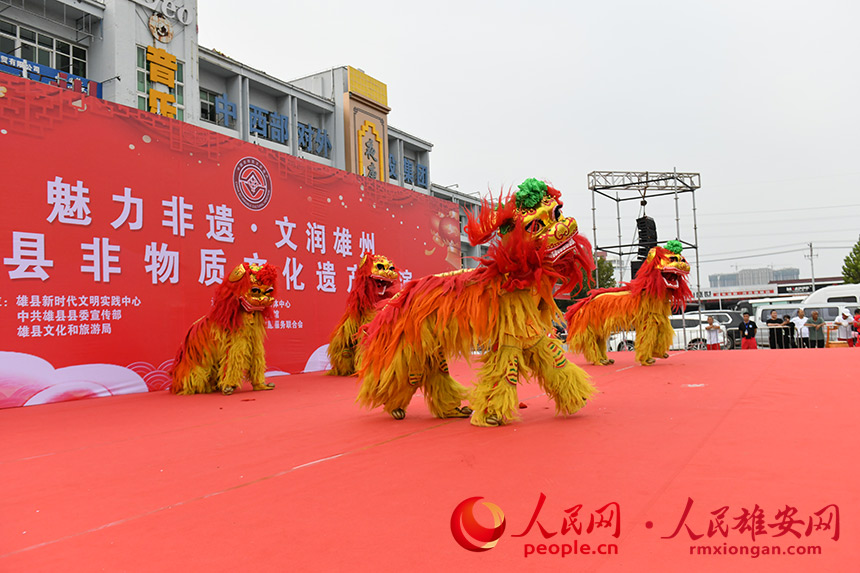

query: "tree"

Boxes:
[595, 256, 616, 290]
[842, 236, 860, 284]
[569, 255, 616, 302]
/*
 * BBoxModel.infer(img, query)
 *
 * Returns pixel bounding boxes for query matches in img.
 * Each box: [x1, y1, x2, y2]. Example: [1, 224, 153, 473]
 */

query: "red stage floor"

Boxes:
[1, 348, 857, 572]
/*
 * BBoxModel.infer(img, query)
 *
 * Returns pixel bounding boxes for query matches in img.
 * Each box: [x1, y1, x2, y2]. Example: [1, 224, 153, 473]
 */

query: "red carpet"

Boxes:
[1, 348, 857, 572]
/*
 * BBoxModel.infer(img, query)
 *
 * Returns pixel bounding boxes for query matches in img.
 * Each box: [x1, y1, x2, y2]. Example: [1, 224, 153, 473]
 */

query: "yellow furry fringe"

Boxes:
[524, 338, 595, 415]
[171, 312, 269, 394]
[567, 292, 674, 366]
[355, 344, 469, 417]
[326, 315, 362, 376]
[357, 275, 594, 425]
[469, 345, 525, 426]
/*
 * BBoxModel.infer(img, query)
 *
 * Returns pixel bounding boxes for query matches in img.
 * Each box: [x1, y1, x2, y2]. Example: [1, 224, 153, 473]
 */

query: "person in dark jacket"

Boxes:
[765, 310, 785, 349]
[781, 314, 796, 348]
[738, 312, 758, 350]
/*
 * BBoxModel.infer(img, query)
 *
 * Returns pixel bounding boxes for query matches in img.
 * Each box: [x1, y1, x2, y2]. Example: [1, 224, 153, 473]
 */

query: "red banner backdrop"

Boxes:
[0, 76, 461, 408]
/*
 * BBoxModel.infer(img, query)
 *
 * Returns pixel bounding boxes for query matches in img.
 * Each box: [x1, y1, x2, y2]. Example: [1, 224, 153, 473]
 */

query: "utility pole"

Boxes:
[805, 242, 817, 290]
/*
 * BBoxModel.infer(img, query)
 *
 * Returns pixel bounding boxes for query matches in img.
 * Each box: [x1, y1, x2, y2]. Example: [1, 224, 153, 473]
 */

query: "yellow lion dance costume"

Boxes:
[171, 262, 279, 395]
[357, 178, 596, 426]
[564, 241, 692, 366]
[326, 254, 399, 376]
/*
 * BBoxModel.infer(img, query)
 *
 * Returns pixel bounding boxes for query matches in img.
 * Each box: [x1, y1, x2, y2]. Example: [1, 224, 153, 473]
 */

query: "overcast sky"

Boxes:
[198, 0, 860, 290]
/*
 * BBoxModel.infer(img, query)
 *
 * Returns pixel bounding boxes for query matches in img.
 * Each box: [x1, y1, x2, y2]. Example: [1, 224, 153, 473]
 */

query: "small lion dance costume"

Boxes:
[357, 179, 596, 426]
[171, 262, 279, 395]
[326, 254, 399, 376]
[565, 241, 692, 366]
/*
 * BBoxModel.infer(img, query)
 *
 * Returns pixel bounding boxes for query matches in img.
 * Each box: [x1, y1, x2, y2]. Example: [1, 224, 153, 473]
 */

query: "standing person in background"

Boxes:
[806, 310, 826, 349]
[782, 314, 796, 348]
[791, 309, 810, 348]
[834, 308, 854, 347]
[705, 315, 722, 350]
[738, 312, 758, 350]
[854, 309, 860, 348]
[765, 310, 785, 349]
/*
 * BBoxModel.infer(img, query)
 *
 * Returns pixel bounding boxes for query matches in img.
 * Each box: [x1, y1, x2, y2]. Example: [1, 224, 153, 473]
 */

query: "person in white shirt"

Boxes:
[791, 309, 809, 348]
[705, 316, 722, 350]
[834, 308, 855, 347]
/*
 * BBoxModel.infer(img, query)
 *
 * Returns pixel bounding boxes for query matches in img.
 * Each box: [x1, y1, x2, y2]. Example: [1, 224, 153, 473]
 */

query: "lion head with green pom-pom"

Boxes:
[462, 177, 596, 295]
[466, 178, 582, 259]
[639, 239, 692, 296]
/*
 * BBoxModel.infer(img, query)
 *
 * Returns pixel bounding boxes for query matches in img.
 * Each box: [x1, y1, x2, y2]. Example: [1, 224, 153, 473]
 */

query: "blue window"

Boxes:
[389, 154, 397, 179]
[403, 158, 414, 185]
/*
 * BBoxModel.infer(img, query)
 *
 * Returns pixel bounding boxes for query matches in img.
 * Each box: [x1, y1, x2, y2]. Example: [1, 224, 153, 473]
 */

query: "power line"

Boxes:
[698, 249, 807, 263]
[697, 203, 860, 217]
[697, 245, 851, 264]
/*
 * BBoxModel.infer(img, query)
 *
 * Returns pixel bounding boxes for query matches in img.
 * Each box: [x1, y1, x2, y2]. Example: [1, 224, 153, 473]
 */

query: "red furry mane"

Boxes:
[464, 191, 517, 246]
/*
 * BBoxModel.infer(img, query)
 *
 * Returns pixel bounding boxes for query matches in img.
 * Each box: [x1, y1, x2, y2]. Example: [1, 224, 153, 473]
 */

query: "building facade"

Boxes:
[0, 0, 485, 265]
[709, 267, 800, 289]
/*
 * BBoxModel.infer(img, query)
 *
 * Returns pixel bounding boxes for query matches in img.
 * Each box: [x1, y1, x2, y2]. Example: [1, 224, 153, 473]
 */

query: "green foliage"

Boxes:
[515, 178, 547, 210]
[570, 255, 616, 301]
[596, 256, 616, 288]
[842, 236, 860, 284]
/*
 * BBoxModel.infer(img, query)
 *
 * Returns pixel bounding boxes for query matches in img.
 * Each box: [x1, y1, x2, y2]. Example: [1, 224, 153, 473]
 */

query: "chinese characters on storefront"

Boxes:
[146, 46, 177, 118]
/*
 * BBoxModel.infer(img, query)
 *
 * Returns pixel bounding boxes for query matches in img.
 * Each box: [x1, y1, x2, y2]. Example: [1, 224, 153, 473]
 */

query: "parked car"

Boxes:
[685, 310, 744, 349]
[608, 315, 726, 352]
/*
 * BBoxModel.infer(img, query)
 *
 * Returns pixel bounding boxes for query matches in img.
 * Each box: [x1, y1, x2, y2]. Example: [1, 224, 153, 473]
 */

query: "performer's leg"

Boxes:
[356, 344, 421, 419]
[470, 346, 522, 427]
[219, 347, 246, 394]
[173, 364, 217, 395]
[571, 328, 611, 365]
[423, 352, 471, 418]
[636, 315, 672, 365]
[383, 372, 422, 419]
[523, 338, 594, 416]
[596, 334, 614, 364]
[327, 345, 355, 377]
[249, 336, 275, 391]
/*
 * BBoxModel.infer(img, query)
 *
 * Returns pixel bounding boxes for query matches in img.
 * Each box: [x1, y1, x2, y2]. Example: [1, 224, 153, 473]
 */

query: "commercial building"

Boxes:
[0, 0, 485, 264]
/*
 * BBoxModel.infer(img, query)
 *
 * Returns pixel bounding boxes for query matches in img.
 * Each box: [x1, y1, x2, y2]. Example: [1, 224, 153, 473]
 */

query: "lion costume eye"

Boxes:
[251, 287, 261, 294]
[525, 220, 545, 233]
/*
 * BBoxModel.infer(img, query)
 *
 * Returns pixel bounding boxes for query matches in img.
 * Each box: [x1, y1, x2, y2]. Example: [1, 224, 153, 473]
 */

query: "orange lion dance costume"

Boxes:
[326, 254, 399, 376]
[171, 262, 280, 395]
[564, 241, 692, 366]
[357, 178, 596, 426]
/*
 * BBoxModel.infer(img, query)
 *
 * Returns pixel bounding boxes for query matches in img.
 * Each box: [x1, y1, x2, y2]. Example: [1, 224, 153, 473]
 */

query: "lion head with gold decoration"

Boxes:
[464, 178, 595, 295]
[344, 253, 400, 318]
[209, 262, 280, 331]
[632, 240, 693, 309]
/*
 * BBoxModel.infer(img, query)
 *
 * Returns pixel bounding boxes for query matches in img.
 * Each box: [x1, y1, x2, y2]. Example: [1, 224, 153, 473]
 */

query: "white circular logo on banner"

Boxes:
[232, 157, 272, 211]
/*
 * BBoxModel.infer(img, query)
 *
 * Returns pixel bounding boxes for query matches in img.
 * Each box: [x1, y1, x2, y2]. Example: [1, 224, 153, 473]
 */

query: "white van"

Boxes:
[802, 285, 860, 308]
